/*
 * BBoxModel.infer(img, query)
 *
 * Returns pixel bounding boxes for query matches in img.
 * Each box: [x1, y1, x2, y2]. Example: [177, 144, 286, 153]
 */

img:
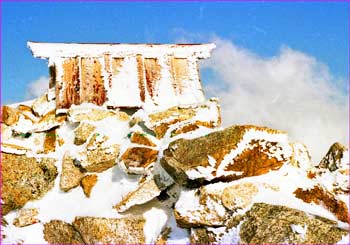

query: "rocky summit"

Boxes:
[1, 88, 348, 244]
[1, 42, 349, 244]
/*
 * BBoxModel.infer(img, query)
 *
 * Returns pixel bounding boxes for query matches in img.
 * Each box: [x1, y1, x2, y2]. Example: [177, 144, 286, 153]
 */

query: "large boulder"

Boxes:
[43, 220, 85, 244]
[239, 203, 348, 244]
[72, 216, 146, 244]
[161, 125, 292, 187]
[1, 153, 58, 215]
[190, 203, 348, 244]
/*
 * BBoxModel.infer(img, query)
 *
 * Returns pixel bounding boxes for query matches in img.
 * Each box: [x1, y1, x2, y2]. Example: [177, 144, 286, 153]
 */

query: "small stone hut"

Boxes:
[28, 42, 215, 111]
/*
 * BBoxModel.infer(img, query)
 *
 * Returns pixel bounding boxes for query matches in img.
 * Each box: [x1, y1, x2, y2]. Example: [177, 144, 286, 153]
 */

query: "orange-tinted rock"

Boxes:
[43, 128, 56, 153]
[81, 174, 98, 198]
[161, 125, 291, 187]
[130, 131, 157, 147]
[120, 147, 158, 174]
[294, 185, 349, 223]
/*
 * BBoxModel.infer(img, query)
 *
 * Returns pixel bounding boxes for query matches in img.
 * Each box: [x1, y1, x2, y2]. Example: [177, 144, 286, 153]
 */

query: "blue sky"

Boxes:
[1, 1, 349, 103]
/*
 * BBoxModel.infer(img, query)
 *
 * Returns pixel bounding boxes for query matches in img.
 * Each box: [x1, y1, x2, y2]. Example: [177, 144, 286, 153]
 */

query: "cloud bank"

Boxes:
[202, 38, 348, 162]
[26, 76, 49, 99]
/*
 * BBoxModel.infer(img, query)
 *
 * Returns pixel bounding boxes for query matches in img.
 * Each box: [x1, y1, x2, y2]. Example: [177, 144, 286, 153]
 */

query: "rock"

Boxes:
[60, 154, 85, 192]
[81, 174, 98, 198]
[311, 143, 349, 195]
[34, 110, 66, 132]
[1, 143, 29, 155]
[290, 142, 312, 170]
[155, 227, 172, 244]
[161, 125, 292, 187]
[169, 121, 217, 137]
[1, 153, 57, 215]
[174, 187, 228, 228]
[239, 203, 348, 244]
[119, 147, 158, 174]
[190, 202, 348, 244]
[80, 134, 120, 172]
[13, 208, 39, 227]
[293, 184, 349, 223]
[43, 128, 56, 153]
[114, 177, 162, 212]
[130, 131, 157, 147]
[32, 94, 56, 117]
[1, 105, 20, 126]
[1, 123, 12, 141]
[221, 182, 258, 211]
[68, 105, 129, 123]
[17, 104, 39, 123]
[74, 122, 96, 145]
[145, 99, 221, 139]
[190, 217, 243, 245]
[318, 142, 347, 172]
[157, 183, 181, 209]
[72, 216, 146, 244]
[190, 227, 219, 244]
[43, 220, 85, 244]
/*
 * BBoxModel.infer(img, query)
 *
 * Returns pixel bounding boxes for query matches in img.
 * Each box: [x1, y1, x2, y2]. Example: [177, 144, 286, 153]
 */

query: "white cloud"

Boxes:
[201, 38, 348, 162]
[26, 76, 49, 99]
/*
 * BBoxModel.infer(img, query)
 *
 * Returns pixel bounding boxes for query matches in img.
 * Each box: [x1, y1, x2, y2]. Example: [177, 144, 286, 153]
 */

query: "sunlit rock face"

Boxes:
[161, 125, 292, 187]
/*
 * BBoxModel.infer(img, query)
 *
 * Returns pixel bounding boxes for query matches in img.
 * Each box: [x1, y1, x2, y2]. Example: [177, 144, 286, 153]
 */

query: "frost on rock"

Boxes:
[114, 177, 162, 212]
[161, 125, 292, 187]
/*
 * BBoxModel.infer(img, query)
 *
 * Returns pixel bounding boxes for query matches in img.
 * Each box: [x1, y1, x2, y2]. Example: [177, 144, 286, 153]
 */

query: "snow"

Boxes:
[291, 224, 307, 239]
[166, 213, 190, 244]
[143, 207, 168, 244]
[28, 42, 216, 60]
[105, 56, 143, 108]
[337, 233, 350, 244]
